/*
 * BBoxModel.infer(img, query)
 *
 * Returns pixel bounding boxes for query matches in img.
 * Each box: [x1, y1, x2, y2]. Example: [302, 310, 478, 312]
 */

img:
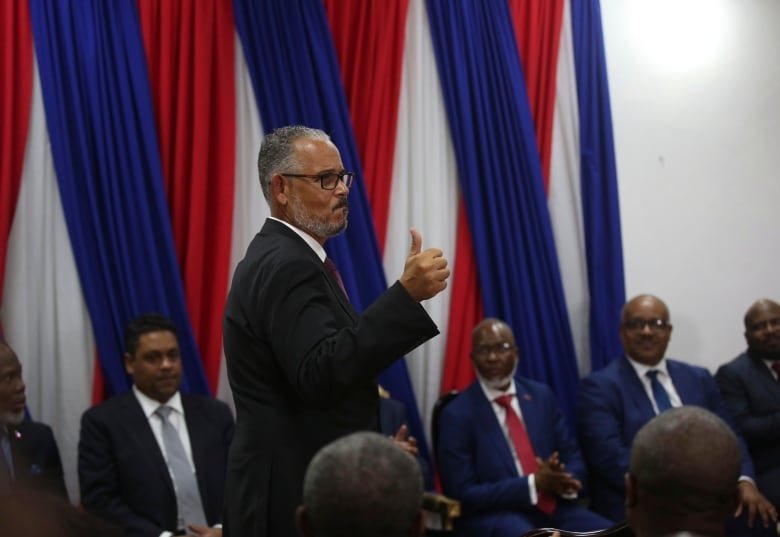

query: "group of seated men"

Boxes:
[1, 295, 780, 537]
[437, 295, 780, 537]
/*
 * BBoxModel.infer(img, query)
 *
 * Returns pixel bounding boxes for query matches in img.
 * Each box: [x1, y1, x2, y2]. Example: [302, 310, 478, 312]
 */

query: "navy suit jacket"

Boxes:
[578, 356, 755, 521]
[716, 352, 780, 507]
[79, 392, 234, 537]
[6, 420, 68, 499]
[437, 378, 588, 534]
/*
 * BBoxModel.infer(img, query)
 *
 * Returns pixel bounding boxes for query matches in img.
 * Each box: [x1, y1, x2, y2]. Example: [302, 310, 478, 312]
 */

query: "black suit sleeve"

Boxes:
[79, 409, 164, 537]
[716, 364, 780, 445]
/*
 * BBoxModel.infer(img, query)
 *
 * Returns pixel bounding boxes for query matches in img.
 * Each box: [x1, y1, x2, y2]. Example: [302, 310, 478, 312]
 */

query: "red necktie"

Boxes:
[771, 362, 780, 383]
[494, 394, 557, 515]
[324, 258, 349, 300]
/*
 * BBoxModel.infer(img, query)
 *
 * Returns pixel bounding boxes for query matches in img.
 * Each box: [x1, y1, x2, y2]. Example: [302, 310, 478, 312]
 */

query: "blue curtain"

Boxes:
[425, 0, 581, 425]
[233, 0, 432, 465]
[28, 0, 209, 396]
[571, 0, 626, 371]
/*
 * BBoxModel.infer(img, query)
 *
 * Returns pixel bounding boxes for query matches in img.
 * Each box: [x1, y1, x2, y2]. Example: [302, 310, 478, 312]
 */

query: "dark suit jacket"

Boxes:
[78, 391, 234, 537]
[222, 218, 439, 537]
[716, 352, 780, 507]
[578, 357, 755, 521]
[6, 420, 68, 499]
[437, 379, 592, 535]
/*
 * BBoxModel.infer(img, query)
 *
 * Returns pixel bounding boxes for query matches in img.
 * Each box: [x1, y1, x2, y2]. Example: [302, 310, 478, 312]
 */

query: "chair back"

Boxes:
[431, 390, 460, 461]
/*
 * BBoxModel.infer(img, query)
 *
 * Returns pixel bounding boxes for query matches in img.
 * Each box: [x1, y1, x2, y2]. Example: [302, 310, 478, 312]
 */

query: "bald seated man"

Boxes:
[716, 299, 780, 510]
[295, 431, 425, 537]
[578, 294, 777, 535]
[627, 406, 741, 537]
[437, 318, 611, 537]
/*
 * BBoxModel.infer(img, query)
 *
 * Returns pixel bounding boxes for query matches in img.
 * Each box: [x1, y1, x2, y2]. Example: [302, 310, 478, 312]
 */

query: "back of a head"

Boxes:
[629, 407, 740, 531]
[301, 431, 423, 537]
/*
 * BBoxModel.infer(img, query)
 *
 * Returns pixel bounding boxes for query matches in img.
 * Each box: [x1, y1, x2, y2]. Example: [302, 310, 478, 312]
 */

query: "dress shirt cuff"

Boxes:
[738, 476, 756, 485]
[159, 532, 173, 537]
[528, 473, 538, 504]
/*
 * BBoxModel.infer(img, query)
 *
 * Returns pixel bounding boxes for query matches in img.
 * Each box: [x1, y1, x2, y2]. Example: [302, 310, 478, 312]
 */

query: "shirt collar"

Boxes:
[269, 216, 327, 262]
[132, 385, 183, 419]
[626, 355, 670, 378]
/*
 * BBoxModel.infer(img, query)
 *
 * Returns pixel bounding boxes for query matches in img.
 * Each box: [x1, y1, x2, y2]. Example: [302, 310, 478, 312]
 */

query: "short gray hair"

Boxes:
[257, 125, 330, 200]
[302, 432, 423, 537]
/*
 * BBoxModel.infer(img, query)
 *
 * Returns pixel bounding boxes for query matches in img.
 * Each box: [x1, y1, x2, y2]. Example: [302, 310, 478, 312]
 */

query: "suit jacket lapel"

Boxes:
[8, 426, 31, 483]
[747, 355, 780, 405]
[619, 358, 656, 420]
[123, 394, 175, 494]
[471, 384, 522, 476]
[515, 380, 541, 453]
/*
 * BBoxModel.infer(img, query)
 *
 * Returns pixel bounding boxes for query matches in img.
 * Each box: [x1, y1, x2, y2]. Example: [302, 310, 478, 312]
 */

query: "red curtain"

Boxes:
[0, 1, 33, 308]
[440, 201, 482, 393]
[323, 0, 409, 252]
[137, 0, 236, 393]
[509, 0, 564, 192]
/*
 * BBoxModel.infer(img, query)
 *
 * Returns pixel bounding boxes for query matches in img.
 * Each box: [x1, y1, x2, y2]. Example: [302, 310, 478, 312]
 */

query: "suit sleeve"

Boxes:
[437, 405, 532, 514]
[577, 375, 631, 492]
[38, 425, 68, 500]
[253, 258, 438, 403]
[79, 410, 163, 537]
[716, 364, 780, 445]
[545, 389, 588, 489]
[700, 371, 756, 478]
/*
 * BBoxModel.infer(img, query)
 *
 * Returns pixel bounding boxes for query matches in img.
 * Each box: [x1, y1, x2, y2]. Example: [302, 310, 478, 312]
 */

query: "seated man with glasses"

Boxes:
[437, 318, 611, 537]
[577, 294, 777, 534]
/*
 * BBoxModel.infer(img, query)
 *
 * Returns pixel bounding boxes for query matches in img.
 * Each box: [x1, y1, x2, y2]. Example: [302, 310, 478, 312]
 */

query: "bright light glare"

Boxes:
[630, 0, 730, 73]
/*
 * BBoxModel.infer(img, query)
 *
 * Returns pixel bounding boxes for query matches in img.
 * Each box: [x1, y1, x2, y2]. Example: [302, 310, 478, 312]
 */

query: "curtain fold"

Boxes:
[570, 0, 625, 371]
[0, 0, 33, 307]
[232, 0, 430, 461]
[27, 0, 208, 396]
[426, 0, 580, 425]
[137, 0, 236, 393]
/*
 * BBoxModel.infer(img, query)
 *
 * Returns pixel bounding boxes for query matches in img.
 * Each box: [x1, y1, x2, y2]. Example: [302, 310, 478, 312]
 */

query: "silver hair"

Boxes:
[257, 125, 330, 201]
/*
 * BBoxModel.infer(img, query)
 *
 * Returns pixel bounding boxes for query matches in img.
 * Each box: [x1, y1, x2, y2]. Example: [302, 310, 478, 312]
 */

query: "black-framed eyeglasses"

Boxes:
[473, 342, 516, 356]
[623, 318, 671, 332]
[281, 170, 355, 190]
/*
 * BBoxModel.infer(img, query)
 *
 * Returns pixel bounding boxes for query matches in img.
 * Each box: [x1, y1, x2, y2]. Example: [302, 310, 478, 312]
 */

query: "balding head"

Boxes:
[0, 338, 26, 426]
[620, 294, 673, 366]
[470, 318, 518, 391]
[297, 432, 424, 537]
[627, 407, 740, 537]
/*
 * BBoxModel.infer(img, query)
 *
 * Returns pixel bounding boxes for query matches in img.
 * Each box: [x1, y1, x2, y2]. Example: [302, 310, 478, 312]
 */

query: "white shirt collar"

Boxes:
[269, 216, 327, 262]
[626, 355, 670, 379]
[132, 385, 183, 419]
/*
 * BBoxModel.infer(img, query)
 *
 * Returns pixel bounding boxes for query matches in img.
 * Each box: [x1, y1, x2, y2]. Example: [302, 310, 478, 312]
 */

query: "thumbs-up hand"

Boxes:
[399, 228, 449, 302]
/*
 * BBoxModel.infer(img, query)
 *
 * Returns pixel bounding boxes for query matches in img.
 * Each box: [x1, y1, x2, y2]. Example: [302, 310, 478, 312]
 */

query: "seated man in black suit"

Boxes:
[716, 298, 780, 512]
[0, 337, 67, 498]
[296, 431, 425, 537]
[627, 406, 742, 537]
[79, 313, 235, 537]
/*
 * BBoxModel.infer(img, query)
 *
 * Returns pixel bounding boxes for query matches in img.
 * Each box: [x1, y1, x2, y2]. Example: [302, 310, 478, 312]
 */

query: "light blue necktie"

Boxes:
[646, 370, 672, 413]
[155, 406, 207, 529]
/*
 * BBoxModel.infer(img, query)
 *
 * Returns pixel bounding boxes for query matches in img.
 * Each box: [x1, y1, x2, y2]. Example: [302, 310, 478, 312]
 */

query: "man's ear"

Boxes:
[271, 174, 288, 207]
[625, 472, 637, 508]
[123, 353, 134, 376]
[295, 505, 313, 537]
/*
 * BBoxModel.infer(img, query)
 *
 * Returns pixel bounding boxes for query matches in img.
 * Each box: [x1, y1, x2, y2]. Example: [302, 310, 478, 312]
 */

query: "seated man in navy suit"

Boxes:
[0, 338, 67, 498]
[578, 294, 777, 534]
[717, 298, 780, 511]
[79, 314, 235, 537]
[437, 318, 611, 537]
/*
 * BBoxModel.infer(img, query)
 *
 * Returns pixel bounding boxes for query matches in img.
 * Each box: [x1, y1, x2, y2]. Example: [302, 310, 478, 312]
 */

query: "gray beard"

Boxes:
[289, 195, 348, 240]
[477, 363, 518, 391]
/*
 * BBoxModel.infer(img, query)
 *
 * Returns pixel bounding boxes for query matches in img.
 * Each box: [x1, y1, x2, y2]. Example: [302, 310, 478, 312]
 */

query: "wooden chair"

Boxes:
[521, 520, 634, 537]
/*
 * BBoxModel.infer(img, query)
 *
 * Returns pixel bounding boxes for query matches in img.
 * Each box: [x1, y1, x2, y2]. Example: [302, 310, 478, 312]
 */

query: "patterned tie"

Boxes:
[155, 406, 207, 529]
[324, 257, 349, 300]
[494, 394, 557, 515]
[771, 362, 780, 383]
[646, 370, 672, 413]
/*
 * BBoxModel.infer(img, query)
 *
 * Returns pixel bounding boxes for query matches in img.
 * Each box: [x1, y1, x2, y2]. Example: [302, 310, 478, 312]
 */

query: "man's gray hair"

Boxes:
[302, 431, 423, 537]
[630, 406, 740, 512]
[257, 125, 330, 200]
